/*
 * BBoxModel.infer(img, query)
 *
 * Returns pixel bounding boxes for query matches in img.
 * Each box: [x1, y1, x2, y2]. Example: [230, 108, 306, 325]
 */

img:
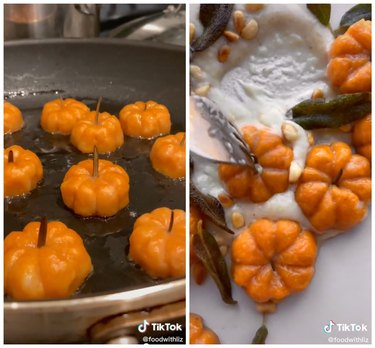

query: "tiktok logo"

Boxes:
[324, 320, 336, 333]
[138, 320, 150, 333]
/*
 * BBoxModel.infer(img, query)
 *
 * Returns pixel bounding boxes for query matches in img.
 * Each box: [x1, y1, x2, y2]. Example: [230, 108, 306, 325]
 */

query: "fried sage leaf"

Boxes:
[252, 324, 268, 344]
[190, 182, 234, 234]
[290, 93, 371, 130]
[307, 4, 331, 26]
[199, 4, 217, 27]
[293, 105, 371, 129]
[335, 4, 371, 35]
[193, 222, 236, 304]
[191, 4, 234, 53]
[292, 93, 370, 117]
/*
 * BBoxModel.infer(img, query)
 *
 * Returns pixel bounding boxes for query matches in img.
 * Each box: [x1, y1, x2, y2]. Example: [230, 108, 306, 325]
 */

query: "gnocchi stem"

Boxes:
[95, 96, 103, 125]
[333, 169, 343, 185]
[37, 217, 48, 248]
[168, 210, 175, 232]
[60, 96, 64, 107]
[270, 260, 276, 271]
[93, 146, 99, 178]
[180, 133, 186, 146]
[8, 150, 14, 163]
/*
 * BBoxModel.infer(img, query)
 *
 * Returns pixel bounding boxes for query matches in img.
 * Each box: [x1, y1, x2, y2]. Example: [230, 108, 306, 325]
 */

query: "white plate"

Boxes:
[190, 4, 372, 344]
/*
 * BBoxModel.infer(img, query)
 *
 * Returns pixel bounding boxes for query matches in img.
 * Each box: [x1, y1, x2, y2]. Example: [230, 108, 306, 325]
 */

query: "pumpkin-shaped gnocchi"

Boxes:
[219, 126, 293, 203]
[232, 219, 317, 304]
[119, 100, 171, 139]
[129, 207, 185, 279]
[150, 132, 186, 179]
[4, 218, 92, 300]
[352, 113, 371, 162]
[327, 19, 371, 93]
[4, 145, 43, 198]
[295, 142, 371, 232]
[60, 156, 130, 217]
[41, 98, 89, 135]
[4, 101, 24, 134]
[71, 111, 124, 154]
[190, 313, 220, 344]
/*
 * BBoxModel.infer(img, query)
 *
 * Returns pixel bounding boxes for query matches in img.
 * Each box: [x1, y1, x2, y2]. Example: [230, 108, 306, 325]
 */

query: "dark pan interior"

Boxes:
[4, 39, 186, 301]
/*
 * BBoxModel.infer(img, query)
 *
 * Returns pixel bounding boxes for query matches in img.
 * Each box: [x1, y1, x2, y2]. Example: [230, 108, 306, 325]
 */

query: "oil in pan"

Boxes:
[4, 95, 186, 295]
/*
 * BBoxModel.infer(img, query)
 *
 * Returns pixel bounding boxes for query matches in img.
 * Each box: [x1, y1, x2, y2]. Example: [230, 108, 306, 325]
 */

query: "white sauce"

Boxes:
[190, 4, 347, 236]
[191, 4, 334, 130]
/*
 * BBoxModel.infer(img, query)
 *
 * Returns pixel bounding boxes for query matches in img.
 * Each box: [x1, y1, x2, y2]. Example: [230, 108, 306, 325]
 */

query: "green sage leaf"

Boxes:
[191, 5, 234, 53]
[292, 93, 370, 117]
[193, 224, 237, 304]
[199, 5, 217, 28]
[336, 4, 372, 35]
[190, 183, 234, 234]
[307, 4, 331, 26]
[290, 93, 371, 130]
[293, 104, 371, 129]
[252, 324, 268, 344]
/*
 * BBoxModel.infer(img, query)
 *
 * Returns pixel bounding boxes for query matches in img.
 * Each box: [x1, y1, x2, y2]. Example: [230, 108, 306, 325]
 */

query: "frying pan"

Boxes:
[4, 39, 186, 343]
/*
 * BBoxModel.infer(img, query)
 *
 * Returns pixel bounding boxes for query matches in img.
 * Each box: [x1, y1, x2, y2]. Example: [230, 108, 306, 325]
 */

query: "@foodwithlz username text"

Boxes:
[142, 336, 183, 344]
[138, 320, 184, 344]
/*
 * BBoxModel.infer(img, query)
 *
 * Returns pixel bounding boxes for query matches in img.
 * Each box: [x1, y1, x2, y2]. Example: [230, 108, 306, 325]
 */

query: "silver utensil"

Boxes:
[190, 95, 258, 170]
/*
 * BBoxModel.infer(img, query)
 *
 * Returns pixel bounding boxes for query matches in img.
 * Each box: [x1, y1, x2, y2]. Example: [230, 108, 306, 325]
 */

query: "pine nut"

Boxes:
[289, 161, 303, 183]
[282, 122, 299, 142]
[194, 84, 210, 96]
[245, 4, 264, 12]
[307, 131, 314, 145]
[218, 45, 231, 63]
[339, 123, 353, 132]
[224, 30, 240, 42]
[233, 11, 245, 33]
[311, 88, 324, 99]
[218, 193, 234, 208]
[231, 211, 245, 229]
[190, 23, 196, 43]
[241, 19, 259, 40]
[190, 65, 203, 79]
